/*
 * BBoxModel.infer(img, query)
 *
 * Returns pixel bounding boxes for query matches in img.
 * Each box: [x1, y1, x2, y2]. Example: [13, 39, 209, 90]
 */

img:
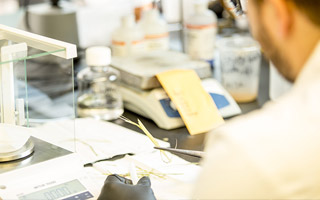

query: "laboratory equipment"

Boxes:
[0, 24, 75, 161]
[138, 9, 169, 51]
[119, 78, 241, 130]
[216, 36, 261, 103]
[111, 14, 145, 57]
[154, 146, 205, 158]
[111, 50, 212, 90]
[111, 50, 240, 129]
[22, 0, 79, 46]
[184, 0, 218, 67]
[0, 138, 96, 200]
[0, 24, 96, 199]
[77, 46, 124, 120]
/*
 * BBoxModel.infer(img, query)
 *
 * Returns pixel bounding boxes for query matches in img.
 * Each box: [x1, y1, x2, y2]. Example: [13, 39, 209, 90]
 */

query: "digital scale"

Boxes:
[0, 25, 96, 200]
[111, 51, 241, 130]
[120, 78, 241, 130]
[111, 50, 212, 90]
[0, 137, 96, 200]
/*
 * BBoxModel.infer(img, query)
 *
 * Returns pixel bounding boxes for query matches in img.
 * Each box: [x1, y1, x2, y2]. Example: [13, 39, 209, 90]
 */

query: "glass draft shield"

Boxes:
[0, 24, 77, 161]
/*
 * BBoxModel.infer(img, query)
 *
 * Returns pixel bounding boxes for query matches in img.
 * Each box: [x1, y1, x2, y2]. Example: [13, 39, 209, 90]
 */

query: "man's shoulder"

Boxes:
[216, 79, 320, 140]
[205, 90, 320, 181]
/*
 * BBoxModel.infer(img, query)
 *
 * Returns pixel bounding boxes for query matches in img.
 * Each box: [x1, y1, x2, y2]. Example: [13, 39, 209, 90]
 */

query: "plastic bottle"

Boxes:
[161, 0, 182, 23]
[77, 46, 124, 120]
[138, 9, 169, 51]
[111, 14, 145, 57]
[133, 0, 153, 21]
[184, 0, 218, 67]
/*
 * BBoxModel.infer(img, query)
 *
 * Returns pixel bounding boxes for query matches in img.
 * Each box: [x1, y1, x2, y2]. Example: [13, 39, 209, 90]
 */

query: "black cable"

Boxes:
[83, 153, 135, 167]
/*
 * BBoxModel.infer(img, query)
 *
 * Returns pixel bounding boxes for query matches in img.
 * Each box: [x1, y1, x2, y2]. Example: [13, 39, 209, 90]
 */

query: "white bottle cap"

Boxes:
[86, 46, 111, 66]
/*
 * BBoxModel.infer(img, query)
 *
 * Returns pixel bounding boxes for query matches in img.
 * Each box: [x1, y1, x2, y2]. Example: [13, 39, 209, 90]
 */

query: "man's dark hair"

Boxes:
[255, 0, 320, 26]
[291, 0, 320, 26]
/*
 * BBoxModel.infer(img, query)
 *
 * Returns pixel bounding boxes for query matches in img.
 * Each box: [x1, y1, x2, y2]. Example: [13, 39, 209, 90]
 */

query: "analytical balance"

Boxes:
[0, 25, 95, 200]
[111, 51, 241, 130]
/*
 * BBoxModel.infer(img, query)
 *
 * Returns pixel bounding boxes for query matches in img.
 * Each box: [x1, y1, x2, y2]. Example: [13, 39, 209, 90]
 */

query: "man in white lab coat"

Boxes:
[98, 0, 320, 199]
[193, 0, 320, 198]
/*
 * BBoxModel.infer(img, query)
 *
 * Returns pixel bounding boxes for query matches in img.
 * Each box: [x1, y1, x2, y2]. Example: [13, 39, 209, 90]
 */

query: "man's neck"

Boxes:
[285, 12, 320, 81]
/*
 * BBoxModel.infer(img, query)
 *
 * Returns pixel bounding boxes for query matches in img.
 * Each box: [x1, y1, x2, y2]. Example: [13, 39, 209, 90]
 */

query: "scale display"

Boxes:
[18, 180, 93, 200]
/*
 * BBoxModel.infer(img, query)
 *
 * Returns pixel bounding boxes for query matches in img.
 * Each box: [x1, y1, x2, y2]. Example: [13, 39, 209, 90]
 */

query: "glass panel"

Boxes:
[0, 24, 77, 170]
[21, 47, 75, 124]
[0, 39, 75, 153]
[1, 42, 75, 124]
[0, 41, 66, 65]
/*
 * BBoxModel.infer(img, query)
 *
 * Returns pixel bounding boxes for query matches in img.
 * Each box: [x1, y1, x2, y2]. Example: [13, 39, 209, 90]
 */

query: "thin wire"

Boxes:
[62, 138, 99, 156]
[119, 116, 172, 163]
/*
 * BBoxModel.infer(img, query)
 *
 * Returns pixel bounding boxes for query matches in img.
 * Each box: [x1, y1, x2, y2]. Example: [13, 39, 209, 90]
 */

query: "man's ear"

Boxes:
[267, 0, 293, 38]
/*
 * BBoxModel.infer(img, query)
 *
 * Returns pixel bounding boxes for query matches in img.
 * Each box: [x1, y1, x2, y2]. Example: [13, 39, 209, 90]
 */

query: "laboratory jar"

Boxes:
[216, 36, 261, 103]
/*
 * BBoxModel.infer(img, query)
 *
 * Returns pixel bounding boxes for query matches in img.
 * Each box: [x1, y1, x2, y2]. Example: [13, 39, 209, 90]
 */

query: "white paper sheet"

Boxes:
[32, 118, 200, 199]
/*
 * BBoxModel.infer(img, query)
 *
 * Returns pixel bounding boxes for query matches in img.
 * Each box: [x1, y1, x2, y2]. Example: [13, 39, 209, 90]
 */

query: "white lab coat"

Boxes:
[193, 41, 320, 199]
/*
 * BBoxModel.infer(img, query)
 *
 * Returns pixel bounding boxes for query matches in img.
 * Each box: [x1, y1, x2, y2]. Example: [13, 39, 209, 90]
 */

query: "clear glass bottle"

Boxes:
[77, 46, 123, 120]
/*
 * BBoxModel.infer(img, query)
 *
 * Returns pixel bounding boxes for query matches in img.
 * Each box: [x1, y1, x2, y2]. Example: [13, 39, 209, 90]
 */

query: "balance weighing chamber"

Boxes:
[0, 24, 96, 200]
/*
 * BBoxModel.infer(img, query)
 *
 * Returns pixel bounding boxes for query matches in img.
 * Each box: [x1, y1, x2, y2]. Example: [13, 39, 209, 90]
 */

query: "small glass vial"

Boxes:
[77, 46, 124, 120]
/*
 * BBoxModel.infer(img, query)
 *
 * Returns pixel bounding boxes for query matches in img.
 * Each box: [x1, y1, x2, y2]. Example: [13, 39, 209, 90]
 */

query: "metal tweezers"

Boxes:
[154, 147, 205, 158]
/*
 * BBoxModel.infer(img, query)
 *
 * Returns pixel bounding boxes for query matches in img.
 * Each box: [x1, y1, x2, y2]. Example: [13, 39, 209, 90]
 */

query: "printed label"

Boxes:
[112, 40, 145, 56]
[145, 33, 169, 51]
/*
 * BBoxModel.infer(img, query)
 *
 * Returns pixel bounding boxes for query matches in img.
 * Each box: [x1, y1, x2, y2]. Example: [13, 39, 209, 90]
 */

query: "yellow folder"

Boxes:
[156, 69, 224, 135]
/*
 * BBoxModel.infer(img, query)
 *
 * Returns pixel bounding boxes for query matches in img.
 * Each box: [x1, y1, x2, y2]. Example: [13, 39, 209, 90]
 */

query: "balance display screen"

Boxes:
[19, 179, 86, 200]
